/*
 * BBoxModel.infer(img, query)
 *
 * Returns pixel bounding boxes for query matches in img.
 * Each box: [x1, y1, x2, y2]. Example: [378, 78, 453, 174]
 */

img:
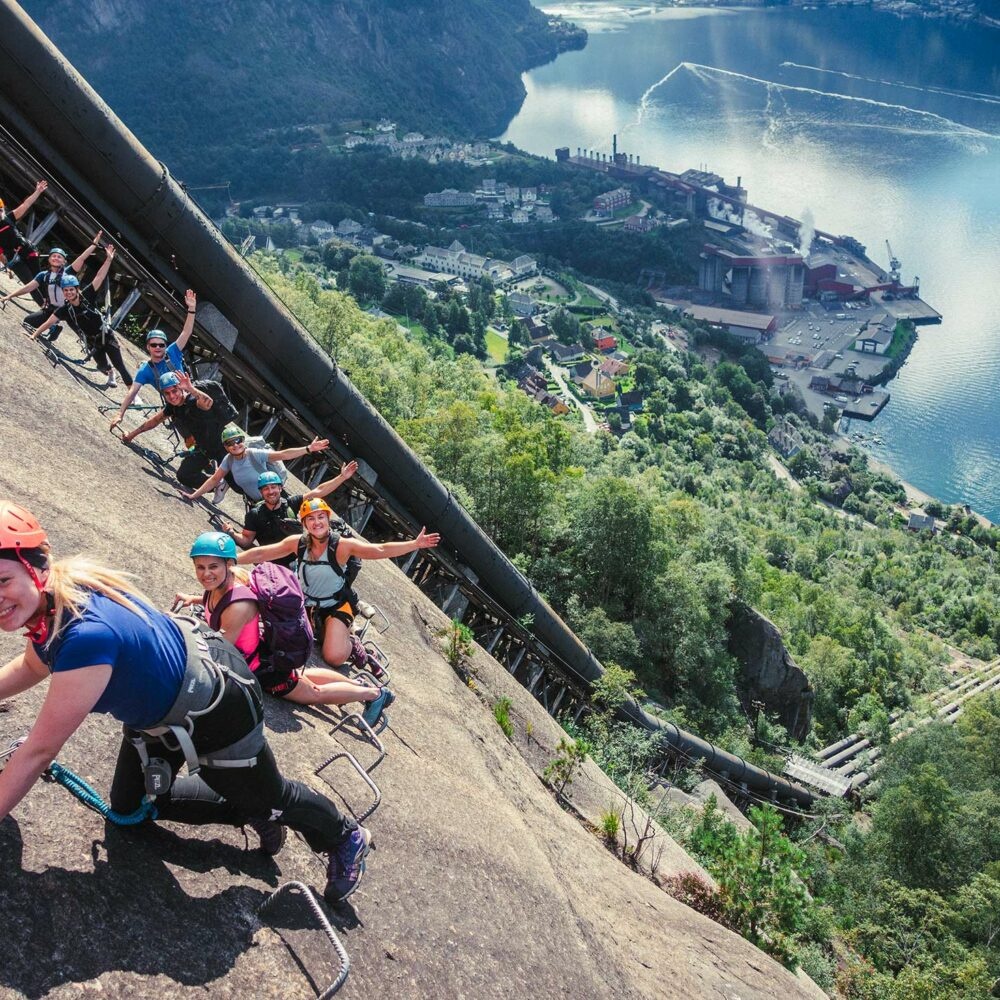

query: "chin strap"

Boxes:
[23, 587, 53, 645]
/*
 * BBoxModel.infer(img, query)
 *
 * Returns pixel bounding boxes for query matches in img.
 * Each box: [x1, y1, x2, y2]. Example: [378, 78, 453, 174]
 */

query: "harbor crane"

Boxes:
[885, 239, 901, 283]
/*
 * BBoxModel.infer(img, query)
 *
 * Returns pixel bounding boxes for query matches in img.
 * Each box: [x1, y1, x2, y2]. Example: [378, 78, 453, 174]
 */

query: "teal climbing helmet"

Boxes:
[159, 372, 181, 390]
[145, 329, 168, 344]
[257, 471, 283, 489]
[189, 531, 237, 560]
[48, 247, 67, 258]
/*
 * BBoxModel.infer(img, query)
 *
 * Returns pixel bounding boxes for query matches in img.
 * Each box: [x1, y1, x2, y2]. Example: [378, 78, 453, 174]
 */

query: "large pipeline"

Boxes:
[0, 0, 813, 807]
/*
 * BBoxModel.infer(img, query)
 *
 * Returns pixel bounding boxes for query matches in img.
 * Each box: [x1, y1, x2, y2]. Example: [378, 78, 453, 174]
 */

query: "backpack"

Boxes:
[245, 436, 288, 485]
[297, 526, 363, 599]
[210, 564, 313, 675]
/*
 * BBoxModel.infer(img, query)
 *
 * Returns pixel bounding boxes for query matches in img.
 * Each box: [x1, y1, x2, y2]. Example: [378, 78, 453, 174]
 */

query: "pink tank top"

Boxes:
[203, 584, 261, 672]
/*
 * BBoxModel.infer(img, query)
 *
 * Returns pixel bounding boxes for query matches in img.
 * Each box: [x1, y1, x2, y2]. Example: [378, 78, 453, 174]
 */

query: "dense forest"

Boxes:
[23, 1, 584, 181]
[245, 258, 999, 995]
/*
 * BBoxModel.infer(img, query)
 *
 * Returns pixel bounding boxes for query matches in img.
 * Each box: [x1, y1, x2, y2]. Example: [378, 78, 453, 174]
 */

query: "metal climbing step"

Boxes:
[314, 713, 385, 822]
[258, 881, 350, 998]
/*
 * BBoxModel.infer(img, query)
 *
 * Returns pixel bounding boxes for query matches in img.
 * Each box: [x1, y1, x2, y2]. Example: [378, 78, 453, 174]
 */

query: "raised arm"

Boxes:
[70, 230, 103, 273]
[89, 244, 115, 291]
[1, 278, 40, 302]
[269, 436, 330, 463]
[11, 179, 47, 222]
[179, 463, 226, 502]
[121, 408, 169, 443]
[175, 289, 197, 351]
[236, 534, 299, 565]
[339, 526, 440, 562]
[111, 382, 143, 427]
[304, 460, 358, 501]
[176, 372, 214, 411]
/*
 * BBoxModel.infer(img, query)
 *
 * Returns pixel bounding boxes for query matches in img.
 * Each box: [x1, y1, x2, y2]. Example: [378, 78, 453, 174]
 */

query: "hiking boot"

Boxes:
[104, 372, 118, 389]
[366, 657, 387, 682]
[324, 826, 372, 904]
[211, 480, 230, 505]
[361, 687, 395, 728]
[348, 635, 369, 672]
[44, 323, 62, 343]
[248, 816, 287, 855]
[355, 599, 376, 620]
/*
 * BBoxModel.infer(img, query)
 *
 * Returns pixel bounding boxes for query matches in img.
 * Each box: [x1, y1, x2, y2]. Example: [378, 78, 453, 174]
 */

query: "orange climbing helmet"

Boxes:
[0, 502, 48, 552]
[298, 498, 334, 521]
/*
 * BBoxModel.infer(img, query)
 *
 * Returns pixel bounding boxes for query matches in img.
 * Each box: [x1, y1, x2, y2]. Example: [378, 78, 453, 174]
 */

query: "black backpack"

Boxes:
[296, 524, 362, 599]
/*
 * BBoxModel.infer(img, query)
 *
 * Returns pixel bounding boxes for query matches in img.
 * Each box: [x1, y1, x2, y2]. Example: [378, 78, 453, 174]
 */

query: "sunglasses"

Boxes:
[148, 342, 167, 350]
[224, 438, 245, 448]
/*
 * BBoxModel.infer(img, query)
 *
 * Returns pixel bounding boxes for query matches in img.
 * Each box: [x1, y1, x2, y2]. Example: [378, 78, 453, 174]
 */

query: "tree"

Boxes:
[347, 253, 386, 303]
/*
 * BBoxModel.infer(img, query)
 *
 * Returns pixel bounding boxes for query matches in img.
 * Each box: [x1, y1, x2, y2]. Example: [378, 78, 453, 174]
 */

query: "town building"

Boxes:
[698, 244, 805, 309]
[594, 333, 618, 353]
[599, 357, 629, 378]
[581, 367, 616, 399]
[907, 512, 937, 534]
[683, 304, 777, 342]
[550, 342, 586, 364]
[768, 420, 804, 459]
[413, 241, 535, 287]
[618, 389, 645, 413]
[508, 292, 534, 318]
[593, 187, 632, 217]
[424, 189, 478, 208]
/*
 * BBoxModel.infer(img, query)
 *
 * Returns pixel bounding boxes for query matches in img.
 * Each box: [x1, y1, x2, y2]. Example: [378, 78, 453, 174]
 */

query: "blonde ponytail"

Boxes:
[46, 555, 152, 647]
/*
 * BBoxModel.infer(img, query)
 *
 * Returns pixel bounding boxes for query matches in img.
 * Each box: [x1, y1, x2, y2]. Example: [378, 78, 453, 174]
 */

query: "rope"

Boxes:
[46, 761, 157, 826]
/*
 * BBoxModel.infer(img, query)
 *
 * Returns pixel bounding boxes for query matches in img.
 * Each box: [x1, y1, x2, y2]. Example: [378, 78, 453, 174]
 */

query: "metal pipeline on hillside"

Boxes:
[0, 0, 813, 807]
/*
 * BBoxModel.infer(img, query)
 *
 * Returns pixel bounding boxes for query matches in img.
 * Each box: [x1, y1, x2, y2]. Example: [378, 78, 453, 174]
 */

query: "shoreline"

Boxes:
[832, 434, 995, 528]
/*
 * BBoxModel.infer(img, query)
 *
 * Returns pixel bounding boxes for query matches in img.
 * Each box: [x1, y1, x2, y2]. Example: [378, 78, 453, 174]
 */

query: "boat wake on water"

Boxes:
[634, 62, 999, 147]
[780, 62, 1000, 107]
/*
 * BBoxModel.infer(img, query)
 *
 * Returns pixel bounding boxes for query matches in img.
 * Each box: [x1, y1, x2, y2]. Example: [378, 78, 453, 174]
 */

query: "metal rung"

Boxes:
[362, 638, 390, 675]
[315, 749, 382, 822]
[359, 604, 390, 635]
[352, 667, 391, 694]
[329, 712, 386, 772]
[258, 881, 350, 998]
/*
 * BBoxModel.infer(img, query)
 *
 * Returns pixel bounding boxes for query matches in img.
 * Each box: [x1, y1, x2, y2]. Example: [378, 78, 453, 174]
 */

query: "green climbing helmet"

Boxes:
[220, 424, 245, 445]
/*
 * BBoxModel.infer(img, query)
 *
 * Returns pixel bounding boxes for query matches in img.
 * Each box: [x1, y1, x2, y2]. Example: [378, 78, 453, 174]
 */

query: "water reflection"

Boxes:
[506, 4, 1000, 520]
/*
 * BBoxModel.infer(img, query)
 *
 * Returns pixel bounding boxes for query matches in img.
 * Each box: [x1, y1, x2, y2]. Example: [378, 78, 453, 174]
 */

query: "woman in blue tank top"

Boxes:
[0, 501, 373, 905]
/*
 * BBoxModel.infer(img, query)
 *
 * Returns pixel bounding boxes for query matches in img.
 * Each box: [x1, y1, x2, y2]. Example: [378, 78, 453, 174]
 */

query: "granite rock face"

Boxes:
[728, 603, 814, 741]
[0, 305, 823, 998]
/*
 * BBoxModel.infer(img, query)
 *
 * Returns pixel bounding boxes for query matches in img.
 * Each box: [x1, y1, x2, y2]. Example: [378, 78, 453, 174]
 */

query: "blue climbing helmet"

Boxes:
[257, 471, 283, 489]
[59, 274, 80, 288]
[159, 372, 182, 390]
[189, 531, 237, 561]
[146, 328, 168, 344]
[48, 246, 67, 258]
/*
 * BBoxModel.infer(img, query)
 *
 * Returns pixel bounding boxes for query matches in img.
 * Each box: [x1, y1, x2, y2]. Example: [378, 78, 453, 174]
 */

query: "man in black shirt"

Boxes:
[221, 460, 359, 565]
[120, 370, 242, 495]
[28, 245, 132, 389]
[0, 179, 46, 294]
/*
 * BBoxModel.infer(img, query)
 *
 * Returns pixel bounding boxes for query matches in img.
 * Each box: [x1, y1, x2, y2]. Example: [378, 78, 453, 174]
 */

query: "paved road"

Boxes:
[545, 358, 598, 433]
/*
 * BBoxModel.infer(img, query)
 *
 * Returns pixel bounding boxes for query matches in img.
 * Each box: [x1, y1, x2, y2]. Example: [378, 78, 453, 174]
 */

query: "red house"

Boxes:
[595, 333, 618, 353]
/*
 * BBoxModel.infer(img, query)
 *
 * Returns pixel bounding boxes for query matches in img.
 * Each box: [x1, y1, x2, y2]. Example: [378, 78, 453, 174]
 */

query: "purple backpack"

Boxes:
[247, 562, 313, 674]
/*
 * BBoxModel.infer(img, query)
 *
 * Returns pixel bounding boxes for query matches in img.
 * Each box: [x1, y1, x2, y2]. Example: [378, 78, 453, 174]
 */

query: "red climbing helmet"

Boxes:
[0, 502, 48, 552]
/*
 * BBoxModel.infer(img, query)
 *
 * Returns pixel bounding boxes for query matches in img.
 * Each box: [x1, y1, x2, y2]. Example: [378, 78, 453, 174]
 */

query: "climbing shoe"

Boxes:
[362, 687, 395, 728]
[104, 372, 118, 389]
[248, 816, 287, 855]
[325, 826, 372, 904]
[44, 323, 63, 343]
[211, 480, 230, 505]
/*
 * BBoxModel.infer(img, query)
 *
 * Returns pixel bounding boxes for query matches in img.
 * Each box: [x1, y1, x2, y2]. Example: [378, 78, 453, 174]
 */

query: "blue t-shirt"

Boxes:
[33, 591, 187, 730]
[134, 341, 185, 388]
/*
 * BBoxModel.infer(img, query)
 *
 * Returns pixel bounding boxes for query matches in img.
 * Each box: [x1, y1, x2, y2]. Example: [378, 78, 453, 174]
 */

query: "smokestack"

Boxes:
[613, 134, 617, 157]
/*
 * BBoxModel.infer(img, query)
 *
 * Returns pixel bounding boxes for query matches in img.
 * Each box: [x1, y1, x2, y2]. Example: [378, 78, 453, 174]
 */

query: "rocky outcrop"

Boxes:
[728, 603, 814, 741]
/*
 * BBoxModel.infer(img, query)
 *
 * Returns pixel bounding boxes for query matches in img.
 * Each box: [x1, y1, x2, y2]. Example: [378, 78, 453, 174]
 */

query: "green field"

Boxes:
[485, 328, 508, 365]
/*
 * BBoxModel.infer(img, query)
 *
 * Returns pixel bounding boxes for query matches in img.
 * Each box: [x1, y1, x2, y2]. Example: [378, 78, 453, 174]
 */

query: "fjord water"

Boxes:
[504, 3, 1000, 522]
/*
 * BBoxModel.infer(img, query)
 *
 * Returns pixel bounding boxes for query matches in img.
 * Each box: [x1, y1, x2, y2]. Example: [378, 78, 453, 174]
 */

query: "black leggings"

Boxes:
[23, 305, 56, 334]
[90, 335, 133, 385]
[109, 671, 355, 853]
